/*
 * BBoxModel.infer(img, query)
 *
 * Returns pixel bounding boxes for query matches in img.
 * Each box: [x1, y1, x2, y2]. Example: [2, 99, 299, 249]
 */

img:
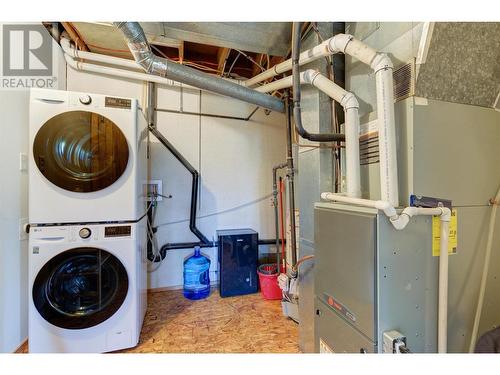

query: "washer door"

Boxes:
[32, 247, 129, 330]
[33, 110, 129, 193]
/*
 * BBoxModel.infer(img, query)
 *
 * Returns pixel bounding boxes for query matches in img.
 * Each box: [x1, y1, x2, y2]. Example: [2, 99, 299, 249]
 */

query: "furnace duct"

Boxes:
[113, 22, 285, 113]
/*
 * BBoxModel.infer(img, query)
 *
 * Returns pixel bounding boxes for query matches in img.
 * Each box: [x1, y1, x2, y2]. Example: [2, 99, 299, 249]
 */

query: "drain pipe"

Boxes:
[149, 126, 211, 249]
[273, 162, 288, 274]
[321, 192, 451, 353]
[283, 91, 298, 272]
[292, 22, 345, 143]
[257, 70, 360, 198]
[113, 22, 284, 113]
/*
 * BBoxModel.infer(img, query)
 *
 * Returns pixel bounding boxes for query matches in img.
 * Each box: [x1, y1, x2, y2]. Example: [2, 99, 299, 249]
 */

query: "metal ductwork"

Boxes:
[114, 22, 285, 113]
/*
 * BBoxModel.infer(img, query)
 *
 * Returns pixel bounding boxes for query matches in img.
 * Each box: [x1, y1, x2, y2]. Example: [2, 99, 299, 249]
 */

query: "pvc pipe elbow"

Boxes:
[374, 200, 397, 218]
[341, 92, 359, 110]
[327, 34, 354, 54]
[371, 53, 394, 73]
[301, 69, 320, 85]
[439, 207, 452, 222]
[390, 214, 410, 230]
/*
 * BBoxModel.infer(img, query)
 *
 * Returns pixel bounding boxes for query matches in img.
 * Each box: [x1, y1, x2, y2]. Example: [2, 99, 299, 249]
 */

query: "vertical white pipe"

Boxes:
[438, 220, 450, 353]
[375, 67, 399, 207]
[345, 107, 361, 198]
[469, 196, 500, 352]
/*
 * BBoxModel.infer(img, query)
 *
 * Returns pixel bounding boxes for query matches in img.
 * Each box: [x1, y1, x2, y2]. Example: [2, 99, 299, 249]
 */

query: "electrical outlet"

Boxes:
[145, 179, 163, 201]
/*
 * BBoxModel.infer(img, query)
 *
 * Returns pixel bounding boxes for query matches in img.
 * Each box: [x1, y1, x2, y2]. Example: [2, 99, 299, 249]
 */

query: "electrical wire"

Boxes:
[154, 193, 273, 229]
[226, 52, 241, 76]
[146, 195, 166, 273]
[234, 49, 266, 72]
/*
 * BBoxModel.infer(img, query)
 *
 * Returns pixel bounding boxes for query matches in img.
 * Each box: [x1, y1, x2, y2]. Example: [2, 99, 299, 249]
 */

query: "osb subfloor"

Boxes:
[16, 288, 299, 354]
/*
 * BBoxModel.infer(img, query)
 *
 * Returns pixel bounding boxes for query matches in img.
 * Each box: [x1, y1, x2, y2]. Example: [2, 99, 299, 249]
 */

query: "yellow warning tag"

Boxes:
[432, 209, 457, 256]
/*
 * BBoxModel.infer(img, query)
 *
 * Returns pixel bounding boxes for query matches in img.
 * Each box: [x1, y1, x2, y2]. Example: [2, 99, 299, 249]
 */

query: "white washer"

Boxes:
[28, 220, 147, 353]
[29, 88, 148, 224]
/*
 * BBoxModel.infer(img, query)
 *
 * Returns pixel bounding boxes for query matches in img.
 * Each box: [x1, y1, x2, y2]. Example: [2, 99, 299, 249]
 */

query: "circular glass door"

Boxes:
[33, 111, 129, 193]
[32, 247, 129, 330]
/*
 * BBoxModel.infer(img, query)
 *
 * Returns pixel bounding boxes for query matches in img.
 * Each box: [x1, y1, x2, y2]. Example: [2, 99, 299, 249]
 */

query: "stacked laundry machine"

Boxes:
[28, 88, 148, 353]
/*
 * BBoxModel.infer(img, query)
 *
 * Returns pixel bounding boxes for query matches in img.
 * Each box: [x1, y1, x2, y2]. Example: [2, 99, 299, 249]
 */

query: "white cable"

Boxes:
[469, 186, 500, 352]
[146, 195, 165, 273]
[154, 193, 273, 228]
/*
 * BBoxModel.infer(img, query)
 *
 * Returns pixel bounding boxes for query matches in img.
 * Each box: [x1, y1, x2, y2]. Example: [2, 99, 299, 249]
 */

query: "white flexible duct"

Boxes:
[257, 70, 361, 198]
[321, 192, 451, 353]
[247, 34, 399, 206]
[469, 185, 500, 352]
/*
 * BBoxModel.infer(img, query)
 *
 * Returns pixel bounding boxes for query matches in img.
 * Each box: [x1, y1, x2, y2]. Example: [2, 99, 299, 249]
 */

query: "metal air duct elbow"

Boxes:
[114, 22, 285, 113]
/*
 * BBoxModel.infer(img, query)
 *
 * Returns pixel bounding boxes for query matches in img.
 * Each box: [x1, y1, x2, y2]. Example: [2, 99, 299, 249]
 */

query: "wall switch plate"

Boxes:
[19, 153, 28, 171]
[19, 218, 28, 241]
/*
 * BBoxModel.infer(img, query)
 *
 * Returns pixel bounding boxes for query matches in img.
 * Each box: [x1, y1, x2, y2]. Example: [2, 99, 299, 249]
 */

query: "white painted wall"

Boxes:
[67, 66, 287, 289]
[0, 24, 66, 352]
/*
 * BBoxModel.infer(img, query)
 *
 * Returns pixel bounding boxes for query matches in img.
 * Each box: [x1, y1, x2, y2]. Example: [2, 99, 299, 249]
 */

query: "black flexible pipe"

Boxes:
[273, 162, 287, 271]
[149, 126, 210, 246]
[159, 239, 284, 254]
[292, 22, 345, 143]
[332, 22, 346, 127]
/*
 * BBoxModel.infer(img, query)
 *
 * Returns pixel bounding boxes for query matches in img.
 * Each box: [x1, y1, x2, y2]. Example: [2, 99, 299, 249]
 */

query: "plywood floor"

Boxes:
[17, 288, 300, 353]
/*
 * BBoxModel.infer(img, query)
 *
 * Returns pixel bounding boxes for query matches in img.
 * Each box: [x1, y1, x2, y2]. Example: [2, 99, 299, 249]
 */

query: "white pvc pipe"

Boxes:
[243, 40, 332, 87]
[258, 71, 361, 199]
[61, 37, 140, 70]
[321, 192, 451, 353]
[375, 67, 399, 207]
[320, 193, 397, 218]
[439, 220, 450, 354]
[247, 34, 399, 206]
[63, 52, 183, 87]
[61, 37, 242, 91]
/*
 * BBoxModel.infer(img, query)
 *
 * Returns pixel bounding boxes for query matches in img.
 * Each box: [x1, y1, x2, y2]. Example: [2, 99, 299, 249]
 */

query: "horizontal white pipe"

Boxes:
[254, 75, 294, 93]
[63, 52, 184, 87]
[61, 37, 139, 70]
[320, 193, 397, 218]
[243, 40, 332, 87]
[258, 71, 361, 198]
[61, 37, 243, 91]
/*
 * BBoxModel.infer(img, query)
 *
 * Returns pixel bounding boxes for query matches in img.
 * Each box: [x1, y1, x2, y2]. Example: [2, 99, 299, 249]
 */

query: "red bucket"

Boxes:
[257, 264, 282, 300]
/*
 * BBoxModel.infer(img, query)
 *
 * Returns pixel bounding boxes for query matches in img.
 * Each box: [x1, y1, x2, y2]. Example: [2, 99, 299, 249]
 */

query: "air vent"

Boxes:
[359, 136, 380, 166]
[393, 60, 416, 102]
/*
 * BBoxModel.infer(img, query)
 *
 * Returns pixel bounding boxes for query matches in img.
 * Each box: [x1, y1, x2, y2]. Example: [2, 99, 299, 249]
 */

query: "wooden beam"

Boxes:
[61, 22, 89, 51]
[217, 47, 231, 74]
[178, 41, 184, 64]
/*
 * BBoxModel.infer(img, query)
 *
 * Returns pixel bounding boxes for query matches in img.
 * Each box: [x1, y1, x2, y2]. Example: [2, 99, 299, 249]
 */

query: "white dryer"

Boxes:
[28, 220, 147, 353]
[29, 88, 148, 224]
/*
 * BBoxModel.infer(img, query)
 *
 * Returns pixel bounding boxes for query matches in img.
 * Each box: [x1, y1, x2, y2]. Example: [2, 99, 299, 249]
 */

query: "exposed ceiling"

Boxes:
[64, 22, 292, 80]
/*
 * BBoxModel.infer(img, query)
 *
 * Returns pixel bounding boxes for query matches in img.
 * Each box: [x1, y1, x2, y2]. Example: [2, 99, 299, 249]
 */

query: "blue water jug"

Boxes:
[183, 246, 211, 300]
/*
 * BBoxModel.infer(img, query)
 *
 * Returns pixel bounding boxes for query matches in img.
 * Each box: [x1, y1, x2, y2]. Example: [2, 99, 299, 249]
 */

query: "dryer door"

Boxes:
[33, 110, 129, 193]
[32, 247, 129, 329]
